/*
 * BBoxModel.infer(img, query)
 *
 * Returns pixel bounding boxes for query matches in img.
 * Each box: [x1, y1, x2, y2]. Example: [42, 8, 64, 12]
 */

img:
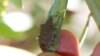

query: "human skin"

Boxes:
[56, 29, 79, 56]
[91, 42, 100, 56]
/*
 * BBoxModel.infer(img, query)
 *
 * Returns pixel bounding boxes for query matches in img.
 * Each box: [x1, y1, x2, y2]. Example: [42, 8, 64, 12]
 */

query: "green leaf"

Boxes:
[0, 4, 6, 14]
[47, 0, 68, 51]
[0, 0, 7, 3]
[86, 0, 100, 30]
[0, 17, 23, 40]
[49, 0, 67, 17]
[10, 0, 22, 9]
[39, 0, 68, 52]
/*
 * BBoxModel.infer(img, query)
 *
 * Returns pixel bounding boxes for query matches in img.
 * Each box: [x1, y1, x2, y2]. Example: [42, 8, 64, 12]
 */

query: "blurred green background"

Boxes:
[0, 0, 100, 56]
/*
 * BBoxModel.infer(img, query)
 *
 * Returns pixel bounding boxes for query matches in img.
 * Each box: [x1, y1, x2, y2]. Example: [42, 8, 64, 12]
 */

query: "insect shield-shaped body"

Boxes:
[39, 17, 57, 52]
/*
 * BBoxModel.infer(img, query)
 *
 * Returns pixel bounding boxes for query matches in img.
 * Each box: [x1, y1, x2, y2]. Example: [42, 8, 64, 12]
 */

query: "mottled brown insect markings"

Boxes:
[39, 16, 57, 51]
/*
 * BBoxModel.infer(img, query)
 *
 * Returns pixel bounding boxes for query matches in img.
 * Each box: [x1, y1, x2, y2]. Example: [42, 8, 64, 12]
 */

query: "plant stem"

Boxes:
[79, 13, 91, 47]
[86, 0, 100, 30]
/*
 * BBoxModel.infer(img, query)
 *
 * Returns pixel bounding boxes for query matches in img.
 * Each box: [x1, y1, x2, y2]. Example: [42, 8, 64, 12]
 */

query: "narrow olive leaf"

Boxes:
[10, 0, 22, 9]
[86, 0, 100, 30]
[48, 0, 68, 51]
[91, 42, 100, 56]
[79, 13, 91, 48]
[48, 0, 67, 17]
[39, 0, 68, 52]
